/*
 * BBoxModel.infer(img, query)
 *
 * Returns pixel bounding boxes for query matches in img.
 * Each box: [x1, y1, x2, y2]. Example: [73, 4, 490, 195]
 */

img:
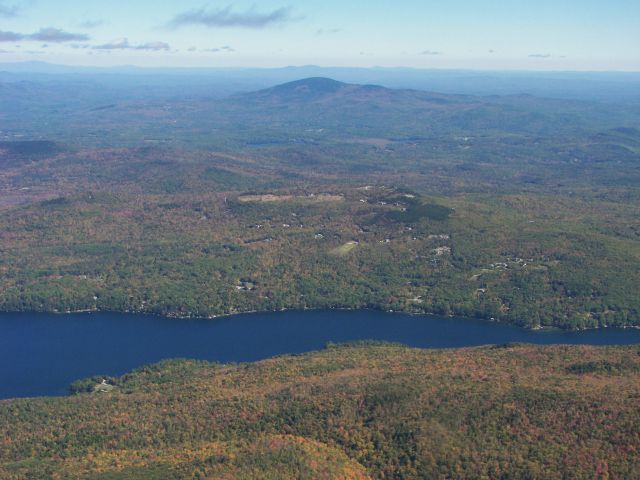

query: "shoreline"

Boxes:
[0, 305, 638, 333]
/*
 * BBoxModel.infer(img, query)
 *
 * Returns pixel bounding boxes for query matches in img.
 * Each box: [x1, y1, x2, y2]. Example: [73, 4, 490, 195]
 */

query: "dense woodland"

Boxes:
[1, 77, 640, 329]
[1, 343, 639, 479]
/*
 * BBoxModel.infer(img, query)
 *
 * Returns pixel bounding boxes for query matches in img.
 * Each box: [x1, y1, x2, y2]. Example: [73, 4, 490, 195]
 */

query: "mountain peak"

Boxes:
[238, 77, 395, 104]
[266, 77, 348, 98]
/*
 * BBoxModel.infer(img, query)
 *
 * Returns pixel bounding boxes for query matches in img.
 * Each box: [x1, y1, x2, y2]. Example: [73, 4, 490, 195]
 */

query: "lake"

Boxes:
[1, 309, 639, 399]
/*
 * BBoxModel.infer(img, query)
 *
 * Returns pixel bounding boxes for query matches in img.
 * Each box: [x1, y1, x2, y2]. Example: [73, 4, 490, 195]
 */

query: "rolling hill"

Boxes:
[0, 77, 639, 329]
[1, 343, 639, 479]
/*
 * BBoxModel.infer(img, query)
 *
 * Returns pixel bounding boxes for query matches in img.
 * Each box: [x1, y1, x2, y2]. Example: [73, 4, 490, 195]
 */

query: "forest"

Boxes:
[1, 77, 640, 329]
[1, 342, 639, 479]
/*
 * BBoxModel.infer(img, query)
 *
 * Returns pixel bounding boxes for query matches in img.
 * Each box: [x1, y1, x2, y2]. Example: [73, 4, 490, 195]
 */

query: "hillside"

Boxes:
[1, 343, 639, 479]
[225, 77, 633, 139]
[1, 77, 640, 329]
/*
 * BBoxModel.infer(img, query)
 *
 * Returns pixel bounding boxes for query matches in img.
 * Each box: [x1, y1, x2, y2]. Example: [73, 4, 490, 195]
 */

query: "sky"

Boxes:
[0, 0, 638, 70]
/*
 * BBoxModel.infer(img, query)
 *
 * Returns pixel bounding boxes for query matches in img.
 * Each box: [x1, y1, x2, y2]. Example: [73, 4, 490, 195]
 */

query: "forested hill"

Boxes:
[1, 343, 639, 479]
[234, 77, 460, 105]
[225, 77, 636, 138]
[1, 76, 640, 329]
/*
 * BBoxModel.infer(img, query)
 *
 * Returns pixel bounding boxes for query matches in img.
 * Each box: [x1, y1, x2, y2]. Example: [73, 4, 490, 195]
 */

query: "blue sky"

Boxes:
[0, 0, 638, 70]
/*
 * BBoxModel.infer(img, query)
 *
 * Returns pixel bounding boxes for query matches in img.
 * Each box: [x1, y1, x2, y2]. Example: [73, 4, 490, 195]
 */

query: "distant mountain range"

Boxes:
[2, 75, 638, 145]
[2, 61, 640, 103]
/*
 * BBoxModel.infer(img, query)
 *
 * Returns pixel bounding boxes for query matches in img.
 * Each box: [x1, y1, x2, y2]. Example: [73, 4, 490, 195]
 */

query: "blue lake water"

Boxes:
[1, 309, 639, 399]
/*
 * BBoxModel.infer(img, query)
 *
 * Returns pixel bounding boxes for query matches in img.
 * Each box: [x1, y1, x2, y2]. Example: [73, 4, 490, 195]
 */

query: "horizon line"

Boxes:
[1, 60, 640, 75]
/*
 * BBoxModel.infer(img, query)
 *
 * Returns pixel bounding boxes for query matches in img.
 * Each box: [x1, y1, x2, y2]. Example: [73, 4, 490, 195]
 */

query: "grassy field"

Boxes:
[330, 242, 358, 257]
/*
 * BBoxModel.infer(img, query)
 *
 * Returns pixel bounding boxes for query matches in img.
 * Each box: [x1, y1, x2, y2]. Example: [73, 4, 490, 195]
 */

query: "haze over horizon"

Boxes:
[0, 0, 638, 71]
